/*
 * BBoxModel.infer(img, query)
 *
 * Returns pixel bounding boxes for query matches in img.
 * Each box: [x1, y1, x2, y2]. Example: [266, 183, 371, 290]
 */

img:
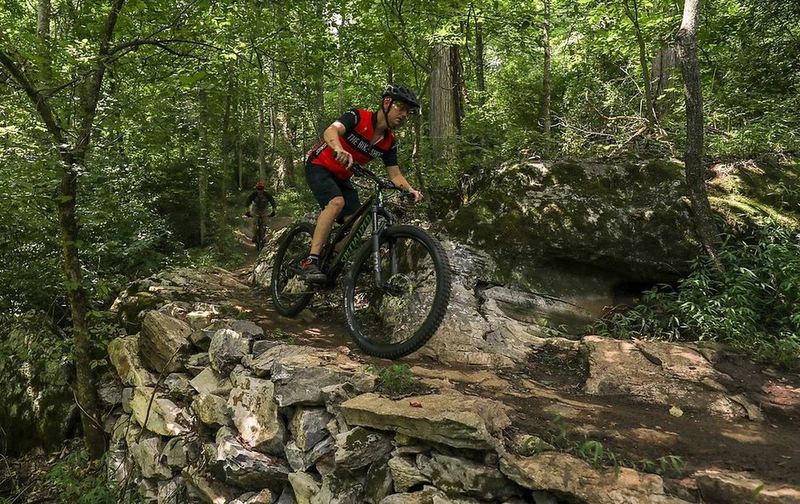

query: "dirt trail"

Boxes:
[233, 224, 800, 491]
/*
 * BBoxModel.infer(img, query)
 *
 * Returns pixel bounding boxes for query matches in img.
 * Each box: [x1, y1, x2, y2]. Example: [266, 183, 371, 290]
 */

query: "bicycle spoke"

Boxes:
[349, 233, 442, 347]
[271, 225, 315, 316]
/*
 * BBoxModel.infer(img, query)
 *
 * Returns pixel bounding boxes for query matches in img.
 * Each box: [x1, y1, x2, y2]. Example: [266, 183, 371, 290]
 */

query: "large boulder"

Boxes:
[446, 157, 800, 322]
[0, 315, 77, 455]
[414, 250, 582, 368]
[447, 159, 697, 287]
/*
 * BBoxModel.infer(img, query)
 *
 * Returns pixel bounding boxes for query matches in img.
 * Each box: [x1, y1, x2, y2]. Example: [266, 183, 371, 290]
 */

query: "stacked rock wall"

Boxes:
[106, 302, 690, 504]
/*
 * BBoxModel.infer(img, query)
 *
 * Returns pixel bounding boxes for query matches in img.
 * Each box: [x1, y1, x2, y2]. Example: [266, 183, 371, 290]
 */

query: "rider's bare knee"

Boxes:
[327, 197, 345, 213]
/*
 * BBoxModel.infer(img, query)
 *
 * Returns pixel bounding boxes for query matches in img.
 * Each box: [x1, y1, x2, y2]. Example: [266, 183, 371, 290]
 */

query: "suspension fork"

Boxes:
[371, 202, 397, 286]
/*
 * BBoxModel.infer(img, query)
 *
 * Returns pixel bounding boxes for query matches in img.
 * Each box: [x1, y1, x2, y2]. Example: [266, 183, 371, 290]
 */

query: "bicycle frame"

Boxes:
[318, 171, 399, 286]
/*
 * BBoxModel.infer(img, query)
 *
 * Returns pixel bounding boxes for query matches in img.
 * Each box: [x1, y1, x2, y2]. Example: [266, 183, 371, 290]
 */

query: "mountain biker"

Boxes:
[245, 180, 277, 243]
[301, 84, 423, 282]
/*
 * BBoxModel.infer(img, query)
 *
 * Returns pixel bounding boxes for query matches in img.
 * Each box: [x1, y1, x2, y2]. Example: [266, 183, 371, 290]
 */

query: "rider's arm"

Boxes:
[323, 123, 353, 168]
[323, 123, 346, 151]
[383, 142, 421, 201]
[245, 192, 256, 206]
[324, 110, 358, 168]
[386, 165, 413, 192]
[386, 165, 423, 202]
[267, 192, 277, 214]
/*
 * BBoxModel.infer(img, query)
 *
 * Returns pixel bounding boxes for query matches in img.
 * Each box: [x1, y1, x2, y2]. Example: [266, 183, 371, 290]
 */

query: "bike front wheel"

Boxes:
[271, 223, 315, 316]
[255, 223, 266, 251]
[343, 225, 451, 359]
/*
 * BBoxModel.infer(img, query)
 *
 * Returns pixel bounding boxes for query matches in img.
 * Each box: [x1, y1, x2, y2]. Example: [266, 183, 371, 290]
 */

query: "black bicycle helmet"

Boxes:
[382, 84, 420, 109]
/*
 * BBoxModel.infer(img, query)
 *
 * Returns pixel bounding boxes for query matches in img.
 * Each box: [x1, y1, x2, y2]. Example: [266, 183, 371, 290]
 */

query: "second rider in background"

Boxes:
[245, 180, 277, 242]
[301, 84, 423, 282]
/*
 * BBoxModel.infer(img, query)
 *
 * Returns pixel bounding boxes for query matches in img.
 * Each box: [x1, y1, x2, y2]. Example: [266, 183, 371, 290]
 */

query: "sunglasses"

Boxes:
[391, 102, 418, 115]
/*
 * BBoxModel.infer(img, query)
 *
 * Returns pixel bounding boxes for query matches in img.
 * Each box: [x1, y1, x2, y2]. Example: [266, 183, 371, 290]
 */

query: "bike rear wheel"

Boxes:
[343, 225, 451, 359]
[270, 223, 315, 316]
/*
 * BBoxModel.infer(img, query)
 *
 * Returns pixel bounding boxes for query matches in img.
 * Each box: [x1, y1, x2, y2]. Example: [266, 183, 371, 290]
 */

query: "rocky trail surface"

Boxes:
[101, 217, 800, 504]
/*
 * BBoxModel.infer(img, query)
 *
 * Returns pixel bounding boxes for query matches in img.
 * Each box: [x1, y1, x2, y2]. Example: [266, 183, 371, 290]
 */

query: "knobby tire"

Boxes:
[270, 223, 315, 316]
[343, 225, 451, 359]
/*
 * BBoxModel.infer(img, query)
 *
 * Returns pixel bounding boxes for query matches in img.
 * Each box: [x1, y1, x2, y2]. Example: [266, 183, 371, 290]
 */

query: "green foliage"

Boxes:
[45, 451, 115, 504]
[597, 222, 800, 369]
[633, 455, 686, 479]
[367, 363, 419, 396]
[274, 188, 317, 218]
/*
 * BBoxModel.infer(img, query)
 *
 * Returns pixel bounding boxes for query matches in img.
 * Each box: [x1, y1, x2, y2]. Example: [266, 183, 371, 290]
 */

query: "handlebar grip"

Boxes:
[350, 162, 365, 176]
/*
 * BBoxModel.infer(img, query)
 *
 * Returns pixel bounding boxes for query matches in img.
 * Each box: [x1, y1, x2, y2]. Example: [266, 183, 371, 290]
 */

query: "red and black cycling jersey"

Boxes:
[307, 108, 398, 180]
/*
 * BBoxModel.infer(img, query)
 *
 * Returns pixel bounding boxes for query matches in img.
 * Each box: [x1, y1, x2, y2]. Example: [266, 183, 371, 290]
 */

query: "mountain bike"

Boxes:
[270, 163, 451, 359]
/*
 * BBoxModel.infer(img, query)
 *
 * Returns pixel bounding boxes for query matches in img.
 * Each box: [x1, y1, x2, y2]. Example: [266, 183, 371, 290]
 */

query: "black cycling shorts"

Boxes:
[305, 162, 361, 217]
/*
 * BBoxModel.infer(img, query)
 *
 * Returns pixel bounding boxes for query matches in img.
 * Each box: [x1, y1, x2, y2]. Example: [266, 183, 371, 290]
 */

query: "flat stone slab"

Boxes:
[340, 391, 509, 450]
[583, 336, 762, 420]
[695, 470, 800, 504]
[500, 452, 691, 504]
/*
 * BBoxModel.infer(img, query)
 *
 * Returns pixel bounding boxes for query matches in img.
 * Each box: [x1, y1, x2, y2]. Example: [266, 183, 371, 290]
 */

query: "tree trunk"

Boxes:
[0, 0, 127, 459]
[36, 0, 53, 91]
[236, 85, 244, 191]
[65, 0, 125, 459]
[222, 67, 234, 211]
[412, 112, 425, 194]
[198, 88, 209, 246]
[272, 106, 295, 189]
[676, 0, 719, 261]
[429, 42, 457, 165]
[475, 16, 485, 107]
[541, 0, 552, 136]
[258, 91, 266, 181]
[624, 0, 656, 125]
[37, 0, 51, 41]
[312, 0, 326, 138]
[337, 13, 346, 112]
[57, 153, 105, 459]
[652, 46, 678, 120]
[450, 45, 465, 134]
[281, 115, 295, 186]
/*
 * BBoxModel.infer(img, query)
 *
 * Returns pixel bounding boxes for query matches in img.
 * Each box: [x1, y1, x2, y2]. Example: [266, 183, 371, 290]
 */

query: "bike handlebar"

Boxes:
[350, 163, 400, 191]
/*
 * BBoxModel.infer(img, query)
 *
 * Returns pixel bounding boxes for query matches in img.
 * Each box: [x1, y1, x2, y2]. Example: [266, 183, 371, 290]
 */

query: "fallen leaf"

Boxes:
[669, 405, 684, 417]
[409, 401, 422, 408]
